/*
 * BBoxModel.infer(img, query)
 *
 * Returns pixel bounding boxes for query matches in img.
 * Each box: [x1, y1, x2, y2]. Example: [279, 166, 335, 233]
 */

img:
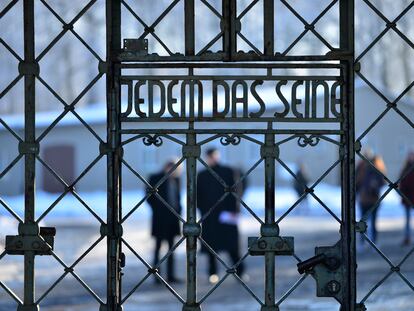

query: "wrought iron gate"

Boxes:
[0, 0, 413, 310]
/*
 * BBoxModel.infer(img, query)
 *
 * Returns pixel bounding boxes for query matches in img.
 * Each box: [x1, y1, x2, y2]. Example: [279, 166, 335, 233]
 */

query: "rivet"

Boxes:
[258, 240, 267, 250]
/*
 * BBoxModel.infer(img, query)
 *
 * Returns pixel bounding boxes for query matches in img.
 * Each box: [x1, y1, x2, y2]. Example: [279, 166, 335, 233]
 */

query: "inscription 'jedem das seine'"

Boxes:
[121, 79, 343, 120]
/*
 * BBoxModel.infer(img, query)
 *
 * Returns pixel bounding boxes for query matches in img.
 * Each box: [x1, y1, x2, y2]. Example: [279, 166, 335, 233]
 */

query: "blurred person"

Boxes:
[197, 148, 245, 283]
[399, 152, 414, 246]
[293, 162, 310, 214]
[356, 149, 386, 244]
[147, 160, 183, 283]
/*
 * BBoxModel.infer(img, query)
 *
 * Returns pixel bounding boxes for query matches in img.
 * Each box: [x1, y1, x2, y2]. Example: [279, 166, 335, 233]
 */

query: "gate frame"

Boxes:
[12, 0, 357, 310]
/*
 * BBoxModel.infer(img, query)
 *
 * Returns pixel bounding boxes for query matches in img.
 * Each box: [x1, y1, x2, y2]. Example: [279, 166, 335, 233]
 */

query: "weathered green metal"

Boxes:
[339, 0, 357, 309]
[106, 0, 123, 309]
[263, 131, 277, 310]
[298, 242, 344, 300]
[22, 0, 37, 310]
[183, 130, 201, 311]
[1, 0, 412, 310]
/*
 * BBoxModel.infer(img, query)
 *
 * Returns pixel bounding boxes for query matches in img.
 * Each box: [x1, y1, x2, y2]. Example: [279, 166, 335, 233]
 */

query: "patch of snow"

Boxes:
[0, 184, 408, 225]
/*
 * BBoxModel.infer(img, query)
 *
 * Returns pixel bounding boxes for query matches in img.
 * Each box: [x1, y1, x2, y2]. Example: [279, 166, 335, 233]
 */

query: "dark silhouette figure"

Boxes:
[356, 150, 386, 244]
[399, 152, 414, 245]
[147, 161, 182, 283]
[197, 148, 245, 283]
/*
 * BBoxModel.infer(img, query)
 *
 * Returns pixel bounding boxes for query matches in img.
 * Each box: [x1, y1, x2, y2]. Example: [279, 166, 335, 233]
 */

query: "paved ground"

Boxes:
[0, 216, 413, 311]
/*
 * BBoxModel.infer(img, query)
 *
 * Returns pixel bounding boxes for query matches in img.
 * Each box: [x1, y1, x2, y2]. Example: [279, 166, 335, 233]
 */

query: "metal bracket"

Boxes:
[182, 145, 201, 158]
[99, 304, 123, 311]
[183, 223, 201, 237]
[297, 241, 343, 300]
[248, 236, 294, 256]
[355, 221, 367, 233]
[18, 61, 40, 76]
[98, 61, 108, 74]
[260, 145, 279, 159]
[17, 305, 40, 311]
[99, 142, 123, 157]
[100, 223, 123, 238]
[123, 38, 148, 55]
[354, 140, 362, 152]
[18, 142, 40, 155]
[182, 303, 201, 311]
[5, 227, 56, 255]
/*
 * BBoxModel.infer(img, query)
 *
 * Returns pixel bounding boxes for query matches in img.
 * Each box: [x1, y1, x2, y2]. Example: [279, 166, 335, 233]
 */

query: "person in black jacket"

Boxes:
[197, 148, 245, 283]
[399, 152, 414, 246]
[147, 160, 182, 283]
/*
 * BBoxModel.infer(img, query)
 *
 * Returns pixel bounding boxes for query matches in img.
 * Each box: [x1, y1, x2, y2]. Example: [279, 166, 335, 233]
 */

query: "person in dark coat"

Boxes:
[197, 148, 245, 283]
[356, 150, 386, 244]
[147, 160, 182, 283]
[399, 152, 414, 245]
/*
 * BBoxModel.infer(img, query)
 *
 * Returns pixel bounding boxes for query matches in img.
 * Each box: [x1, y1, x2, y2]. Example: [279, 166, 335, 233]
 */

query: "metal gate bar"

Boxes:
[0, 0, 386, 310]
[183, 129, 200, 310]
[339, 0, 356, 309]
[21, 0, 36, 310]
[105, 0, 122, 311]
[263, 130, 276, 310]
[106, 0, 122, 309]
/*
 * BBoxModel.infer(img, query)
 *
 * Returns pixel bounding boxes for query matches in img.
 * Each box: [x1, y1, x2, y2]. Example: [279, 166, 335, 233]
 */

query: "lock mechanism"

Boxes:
[297, 241, 343, 300]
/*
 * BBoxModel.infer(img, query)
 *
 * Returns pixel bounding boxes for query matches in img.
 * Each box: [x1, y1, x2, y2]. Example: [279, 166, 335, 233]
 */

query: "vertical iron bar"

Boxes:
[263, 131, 276, 310]
[263, 0, 274, 56]
[185, 0, 195, 56]
[22, 0, 37, 309]
[222, 0, 237, 60]
[106, 0, 122, 310]
[183, 127, 200, 311]
[340, 0, 356, 310]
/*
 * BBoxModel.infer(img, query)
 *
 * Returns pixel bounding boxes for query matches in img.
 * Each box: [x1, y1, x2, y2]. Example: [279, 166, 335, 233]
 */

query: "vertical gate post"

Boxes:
[263, 0, 274, 56]
[20, 0, 39, 310]
[339, 0, 356, 310]
[182, 127, 201, 311]
[105, 1, 122, 310]
[184, 0, 195, 56]
[222, 0, 237, 60]
[262, 130, 277, 311]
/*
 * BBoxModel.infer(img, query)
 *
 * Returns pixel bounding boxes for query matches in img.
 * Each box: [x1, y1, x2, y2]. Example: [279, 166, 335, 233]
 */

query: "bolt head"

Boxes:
[258, 240, 267, 250]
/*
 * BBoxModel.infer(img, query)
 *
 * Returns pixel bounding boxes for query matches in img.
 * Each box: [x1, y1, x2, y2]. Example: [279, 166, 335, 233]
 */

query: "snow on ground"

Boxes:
[0, 184, 409, 223]
[0, 185, 413, 311]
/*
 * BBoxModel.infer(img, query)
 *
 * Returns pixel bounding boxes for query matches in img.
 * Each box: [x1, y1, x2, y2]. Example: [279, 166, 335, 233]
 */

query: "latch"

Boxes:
[123, 38, 148, 56]
[248, 224, 294, 256]
[5, 227, 56, 255]
[297, 241, 343, 300]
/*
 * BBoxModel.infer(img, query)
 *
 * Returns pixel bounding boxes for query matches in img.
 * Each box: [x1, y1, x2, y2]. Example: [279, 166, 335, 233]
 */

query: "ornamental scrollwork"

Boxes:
[143, 135, 163, 147]
[297, 135, 320, 147]
[220, 135, 241, 146]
